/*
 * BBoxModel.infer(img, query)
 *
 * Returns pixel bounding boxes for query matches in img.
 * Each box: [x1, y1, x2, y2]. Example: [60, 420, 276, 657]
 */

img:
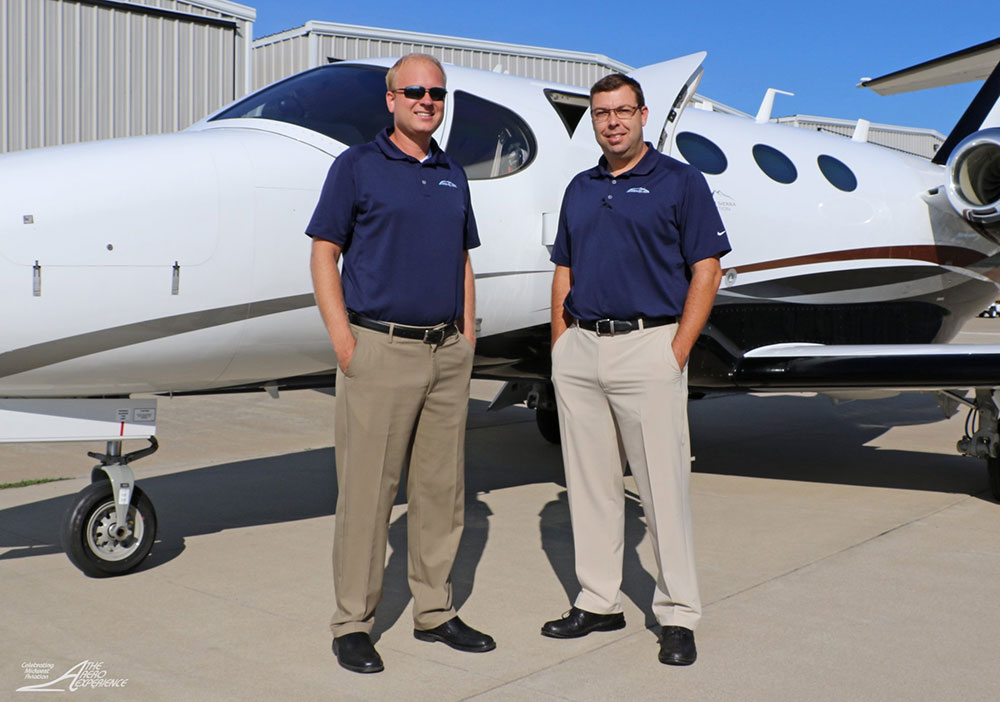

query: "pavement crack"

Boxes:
[150, 576, 309, 623]
[460, 629, 654, 701]
[706, 494, 971, 609]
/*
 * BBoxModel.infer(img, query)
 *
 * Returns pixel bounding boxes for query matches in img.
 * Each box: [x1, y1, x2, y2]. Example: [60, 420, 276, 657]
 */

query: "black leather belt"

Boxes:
[348, 311, 458, 345]
[577, 316, 676, 336]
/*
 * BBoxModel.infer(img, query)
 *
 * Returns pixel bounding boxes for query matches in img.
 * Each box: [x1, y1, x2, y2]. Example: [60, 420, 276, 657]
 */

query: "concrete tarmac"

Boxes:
[2, 320, 1000, 700]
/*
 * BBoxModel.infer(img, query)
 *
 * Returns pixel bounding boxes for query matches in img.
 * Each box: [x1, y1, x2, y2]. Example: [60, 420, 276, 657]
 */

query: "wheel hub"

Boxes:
[85, 501, 143, 561]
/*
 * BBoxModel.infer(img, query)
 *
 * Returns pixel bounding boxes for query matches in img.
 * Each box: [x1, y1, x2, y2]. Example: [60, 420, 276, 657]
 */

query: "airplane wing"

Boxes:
[858, 36, 1000, 165]
[729, 343, 1000, 391]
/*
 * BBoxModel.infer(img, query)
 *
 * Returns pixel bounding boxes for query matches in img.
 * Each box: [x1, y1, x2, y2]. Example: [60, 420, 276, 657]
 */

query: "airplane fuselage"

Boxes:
[1, 59, 997, 398]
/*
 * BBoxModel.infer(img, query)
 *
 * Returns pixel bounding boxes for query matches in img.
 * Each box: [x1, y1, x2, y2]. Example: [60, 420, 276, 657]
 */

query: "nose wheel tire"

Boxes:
[536, 407, 561, 445]
[989, 457, 1000, 502]
[61, 481, 157, 577]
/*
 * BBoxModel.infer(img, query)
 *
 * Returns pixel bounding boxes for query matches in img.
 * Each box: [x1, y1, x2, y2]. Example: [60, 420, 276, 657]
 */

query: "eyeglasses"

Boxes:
[591, 105, 642, 122]
[394, 86, 448, 101]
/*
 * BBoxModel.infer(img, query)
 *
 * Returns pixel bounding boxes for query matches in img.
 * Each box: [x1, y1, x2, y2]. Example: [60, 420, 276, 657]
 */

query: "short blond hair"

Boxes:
[385, 53, 446, 91]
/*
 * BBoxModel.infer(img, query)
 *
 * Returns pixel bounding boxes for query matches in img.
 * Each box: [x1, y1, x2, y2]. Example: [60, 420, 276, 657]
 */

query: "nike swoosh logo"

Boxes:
[717, 231, 727, 236]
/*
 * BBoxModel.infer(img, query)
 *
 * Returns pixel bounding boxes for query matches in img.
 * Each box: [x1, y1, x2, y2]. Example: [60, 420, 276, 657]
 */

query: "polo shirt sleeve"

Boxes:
[462, 177, 481, 251]
[549, 183, 574, 267]
[304, 152, 357, 247]
[679, 167, 732, 265]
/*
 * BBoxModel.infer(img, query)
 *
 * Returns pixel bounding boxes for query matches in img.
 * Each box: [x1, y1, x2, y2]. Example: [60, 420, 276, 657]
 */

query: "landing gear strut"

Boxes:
[61, 437, 159, 577]
[488, 380, 561, 444]
[954, 389, 1000, 501]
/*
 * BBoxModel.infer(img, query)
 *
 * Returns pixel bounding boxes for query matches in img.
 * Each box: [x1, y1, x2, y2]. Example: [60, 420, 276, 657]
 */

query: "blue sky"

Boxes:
[247, 1, 997, 136]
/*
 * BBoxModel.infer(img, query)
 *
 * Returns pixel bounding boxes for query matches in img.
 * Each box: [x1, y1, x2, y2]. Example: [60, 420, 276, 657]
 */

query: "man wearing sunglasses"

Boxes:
[543, 74, 730, 666]
[307, 53, 493, 674]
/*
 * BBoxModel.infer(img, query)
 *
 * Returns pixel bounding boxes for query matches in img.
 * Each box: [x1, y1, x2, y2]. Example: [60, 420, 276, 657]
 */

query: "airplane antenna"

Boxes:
[755, 88, 794, 123]
[852, 118, 871, 143]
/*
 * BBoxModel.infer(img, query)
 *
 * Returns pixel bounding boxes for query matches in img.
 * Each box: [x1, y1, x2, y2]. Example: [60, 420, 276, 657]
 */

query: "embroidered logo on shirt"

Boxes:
[717, 230, 727, 237]
[438, 180, 459, 188]
[626, 186, 650, 194]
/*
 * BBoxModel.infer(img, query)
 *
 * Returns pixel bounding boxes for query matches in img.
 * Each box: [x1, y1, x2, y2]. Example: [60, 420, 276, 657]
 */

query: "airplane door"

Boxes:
[572, 52, 706, 155]
[442, 88, 563, 336]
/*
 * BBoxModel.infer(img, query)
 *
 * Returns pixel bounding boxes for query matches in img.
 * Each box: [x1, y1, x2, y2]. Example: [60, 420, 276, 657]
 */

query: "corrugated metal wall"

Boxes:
[775, 116, 944, 160]
[865, 127, 942, 159]
[253, 25, 628, 92]
[253, 31, 310, 89]
[1, 0, 253, 154]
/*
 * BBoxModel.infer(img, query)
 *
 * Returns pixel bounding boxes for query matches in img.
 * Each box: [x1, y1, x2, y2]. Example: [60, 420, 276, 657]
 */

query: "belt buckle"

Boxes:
[423, 327, 446, 346]
[595, 319, 614, 336]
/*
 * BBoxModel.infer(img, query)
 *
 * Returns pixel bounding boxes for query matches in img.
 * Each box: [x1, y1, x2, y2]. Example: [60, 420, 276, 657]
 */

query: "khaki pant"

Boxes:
[551, 323, 701, 630]
[330, 323, 473, 637]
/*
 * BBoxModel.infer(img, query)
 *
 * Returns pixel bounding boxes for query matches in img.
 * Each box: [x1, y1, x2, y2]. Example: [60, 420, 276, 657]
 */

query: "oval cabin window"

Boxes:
[752, 143, 797, 184]
[675, 132, 728, 175]
[817, 154, 858, 192]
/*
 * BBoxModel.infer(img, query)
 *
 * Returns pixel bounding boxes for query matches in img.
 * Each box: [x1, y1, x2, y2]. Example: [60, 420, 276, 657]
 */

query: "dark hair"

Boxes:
[590, 73, 645, 107]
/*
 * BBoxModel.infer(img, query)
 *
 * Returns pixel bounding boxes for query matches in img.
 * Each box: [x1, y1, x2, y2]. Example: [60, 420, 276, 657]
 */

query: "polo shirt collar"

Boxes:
[375, 127, 448, 166]
[592, 141, 658, 179]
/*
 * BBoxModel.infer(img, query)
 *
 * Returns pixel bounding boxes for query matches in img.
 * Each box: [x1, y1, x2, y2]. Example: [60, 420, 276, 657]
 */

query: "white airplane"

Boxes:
[3, 44, 1000, 577]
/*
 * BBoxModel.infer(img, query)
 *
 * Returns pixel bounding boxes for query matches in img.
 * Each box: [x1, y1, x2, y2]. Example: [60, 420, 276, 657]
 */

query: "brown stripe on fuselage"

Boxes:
[734, 245, 988, 274]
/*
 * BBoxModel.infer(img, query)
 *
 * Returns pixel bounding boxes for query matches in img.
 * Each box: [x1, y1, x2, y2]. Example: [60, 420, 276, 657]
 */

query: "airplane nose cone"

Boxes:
[0, 132, 233, 394]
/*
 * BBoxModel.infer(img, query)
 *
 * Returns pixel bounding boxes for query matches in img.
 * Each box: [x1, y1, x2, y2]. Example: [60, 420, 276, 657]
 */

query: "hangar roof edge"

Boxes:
[254, 20, 632, 72]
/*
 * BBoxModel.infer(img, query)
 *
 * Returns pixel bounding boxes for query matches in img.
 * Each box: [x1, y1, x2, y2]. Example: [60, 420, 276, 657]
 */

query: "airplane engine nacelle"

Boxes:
[945, 127, 1000, 243]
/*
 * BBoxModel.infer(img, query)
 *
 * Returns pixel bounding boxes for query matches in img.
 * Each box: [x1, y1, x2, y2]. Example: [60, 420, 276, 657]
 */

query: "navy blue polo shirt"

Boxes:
[306, 128, 480, 326]
[551, 144, 730, 320]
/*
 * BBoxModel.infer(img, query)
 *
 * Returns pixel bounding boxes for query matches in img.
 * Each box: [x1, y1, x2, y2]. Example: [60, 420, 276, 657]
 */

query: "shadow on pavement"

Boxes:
[689, 392, 991, 496]
[0, 403, 563, 572]
[538, 489, 658, 629]
[0, 393, 991, 583]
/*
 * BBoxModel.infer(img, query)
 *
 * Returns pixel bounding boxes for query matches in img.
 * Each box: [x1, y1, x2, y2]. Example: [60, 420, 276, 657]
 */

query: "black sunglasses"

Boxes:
[394, 85, 448, 101]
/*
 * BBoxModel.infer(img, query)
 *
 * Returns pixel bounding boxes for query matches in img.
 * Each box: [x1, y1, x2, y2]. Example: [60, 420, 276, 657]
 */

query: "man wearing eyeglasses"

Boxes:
[542, 74, 730, 666]
[307, 53, 493, 675]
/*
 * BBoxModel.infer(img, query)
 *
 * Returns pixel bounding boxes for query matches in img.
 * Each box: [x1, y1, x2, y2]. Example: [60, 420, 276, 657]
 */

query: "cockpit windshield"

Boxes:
[210, 64, 392, 146]
[210, 63, 537, 180]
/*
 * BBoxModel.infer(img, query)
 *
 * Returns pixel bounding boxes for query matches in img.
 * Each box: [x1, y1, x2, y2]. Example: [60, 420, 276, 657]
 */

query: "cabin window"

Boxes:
[210, 65, 391, 146]
[752, 144, 797, 184]
[817, 154, 858, 192]
[447, 91, 536, 179]
[675, 132, 728, 175]
[544, 89, 589, 136]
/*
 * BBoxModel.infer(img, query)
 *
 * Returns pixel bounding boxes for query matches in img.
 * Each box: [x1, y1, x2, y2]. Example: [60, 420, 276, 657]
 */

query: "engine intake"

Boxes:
[946, 127, 1000, 242]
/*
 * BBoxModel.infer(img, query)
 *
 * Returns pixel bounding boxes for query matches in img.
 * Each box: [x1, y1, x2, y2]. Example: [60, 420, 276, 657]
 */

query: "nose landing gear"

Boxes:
[488, 380, 561, 444]
[61, 438, 159, 577]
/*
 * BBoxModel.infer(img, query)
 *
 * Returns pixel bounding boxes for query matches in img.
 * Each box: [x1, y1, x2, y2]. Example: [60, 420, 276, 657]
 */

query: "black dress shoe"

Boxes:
[658, 626, 696, 666]
[332, 632, 384, 674]
[414, 616, 496, 652]
[541, 607, 626, 639]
